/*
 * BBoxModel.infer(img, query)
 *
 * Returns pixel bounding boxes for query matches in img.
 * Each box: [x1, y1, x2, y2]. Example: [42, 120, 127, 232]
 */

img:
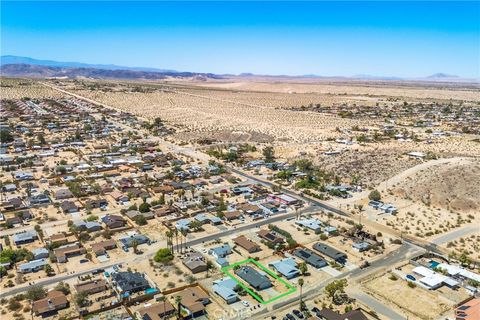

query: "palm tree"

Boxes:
[175, 295, 182, 320]
[181, 230, 188, 254]
[206, 260, 213, 278]
[167, 230, 174, 254]
[298, 278, 304, 310]
[157, 296, 167, 320]
[175, 229, 179, 253]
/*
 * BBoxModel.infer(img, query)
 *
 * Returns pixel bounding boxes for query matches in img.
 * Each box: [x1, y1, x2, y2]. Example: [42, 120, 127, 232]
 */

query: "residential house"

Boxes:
[257, 229, 285, 244]
[102, 214, 127, 229]
[212, 277, 238, 304]
[112, 272, 150, 295]
[454, 298, 479, 320]
[177, 287, 209, 319]
[269, 258, 300, 279]
[293, 248, 327, 269]
[175, 219, 191, 231]
[233, 235, 261, 253]
[32, 291, 69, 316]
[352, 242, 370, 252]
[60, 200, 79, 214]
[32, 248, 49, 260]
[54, 243, 86, 263]
[91, 239, 117, 256]
[209, 244, 232, 259]
[313, 243, 347, 263]
[295, 219, 323, 233]
[2, 197, 24, 211]
[237, 203, 263, 216]
[136, 301, 176, 320]
[85, 198, 108, 209]
[47, 232, 76, 246]
[194, 213, 222, 225]
[73, 220, 103, 232]
[12, 230, 38, 246]
[54, 188, 74, 200]
[29, 193, 51, 205]
[223, 211, 243, 221]
[18, 258, 48, 273]
[125, 210, 155, 220]
[182, 252, 207, 274]
[119, 234, 150, 250]
[235, 266, 272, 290]
[111, 190, 129, 204]
[74, 279, 108, 295]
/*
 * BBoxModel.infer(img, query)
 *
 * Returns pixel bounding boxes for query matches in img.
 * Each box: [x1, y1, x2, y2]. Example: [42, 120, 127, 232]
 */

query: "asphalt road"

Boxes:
[253, 242, 423, 319]
[0, 208, 310, 298]
[348, 292, 407, 320]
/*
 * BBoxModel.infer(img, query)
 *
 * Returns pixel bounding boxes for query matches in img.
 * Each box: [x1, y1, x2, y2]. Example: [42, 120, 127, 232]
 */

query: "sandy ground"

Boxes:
[362, 272, 451, 320]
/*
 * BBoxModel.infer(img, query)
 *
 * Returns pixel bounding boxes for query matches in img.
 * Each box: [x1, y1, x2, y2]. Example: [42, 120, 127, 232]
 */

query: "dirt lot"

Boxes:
[362, 272, 452, 320]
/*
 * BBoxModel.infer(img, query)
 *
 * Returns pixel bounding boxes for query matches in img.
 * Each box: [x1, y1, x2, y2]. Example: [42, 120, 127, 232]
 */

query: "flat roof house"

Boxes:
[233, 235, 261, 253]
[313, 242, 347, 263]
[32, 291, 69, 316]
[295, 219, 322, 233]
[294, 248, 327, 269]
[235, 266, 272, 291]
[352, 242, 370, 252]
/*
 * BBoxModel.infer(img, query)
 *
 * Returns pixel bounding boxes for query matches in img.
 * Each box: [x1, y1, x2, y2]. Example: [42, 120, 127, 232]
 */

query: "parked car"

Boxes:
[292, 310, 304, 319]
[285, 314, 295, 320]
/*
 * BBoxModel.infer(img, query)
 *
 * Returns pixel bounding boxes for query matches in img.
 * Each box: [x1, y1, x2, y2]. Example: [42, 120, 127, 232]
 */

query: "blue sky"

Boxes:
[1, 1, 479, 78]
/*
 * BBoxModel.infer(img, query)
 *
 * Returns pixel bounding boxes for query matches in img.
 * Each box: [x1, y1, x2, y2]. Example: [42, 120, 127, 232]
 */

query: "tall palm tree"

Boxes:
[174, 229, 179, 253]
[158, 296, 167, 320]
[206, 260, 213, 278]
[181, 230, 188, 254]
[165, 231, 173, 254]
[175, 295, 182, 320]
[298, 278, 304, 310]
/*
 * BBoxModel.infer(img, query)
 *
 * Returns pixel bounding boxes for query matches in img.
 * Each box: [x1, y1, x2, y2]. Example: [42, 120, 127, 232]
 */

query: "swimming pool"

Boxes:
[429, 260, 440, 268]
[145, 288, 159, 295]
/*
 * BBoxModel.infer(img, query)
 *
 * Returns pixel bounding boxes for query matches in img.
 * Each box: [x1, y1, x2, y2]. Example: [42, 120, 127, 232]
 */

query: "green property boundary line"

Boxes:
[221, 258, 297, 305]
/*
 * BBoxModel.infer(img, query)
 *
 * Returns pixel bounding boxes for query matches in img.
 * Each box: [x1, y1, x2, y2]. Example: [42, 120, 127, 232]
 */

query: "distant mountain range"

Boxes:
[1, 55, 176, 73]
[0, 55, 472, 82]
